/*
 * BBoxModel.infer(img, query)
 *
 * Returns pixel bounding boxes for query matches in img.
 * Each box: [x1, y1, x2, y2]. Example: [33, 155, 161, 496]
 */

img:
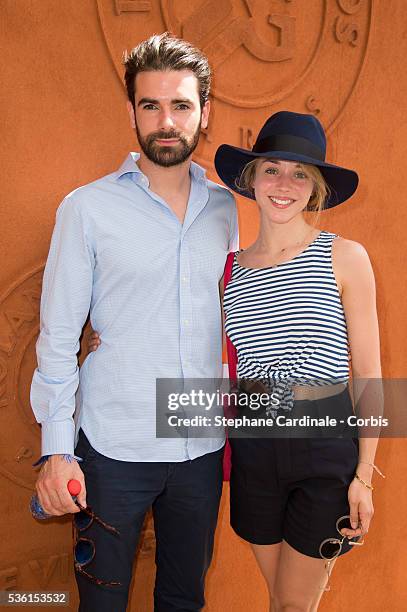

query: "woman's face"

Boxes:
[253, 159, 314, 223]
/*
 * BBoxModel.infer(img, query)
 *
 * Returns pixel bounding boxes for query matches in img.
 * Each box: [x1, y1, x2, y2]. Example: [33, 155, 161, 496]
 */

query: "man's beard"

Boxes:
[136, 122, 201, 168]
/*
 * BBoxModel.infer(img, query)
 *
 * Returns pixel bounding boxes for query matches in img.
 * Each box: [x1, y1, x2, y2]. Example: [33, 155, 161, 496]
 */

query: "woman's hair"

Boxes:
[236, 157, 330, 214]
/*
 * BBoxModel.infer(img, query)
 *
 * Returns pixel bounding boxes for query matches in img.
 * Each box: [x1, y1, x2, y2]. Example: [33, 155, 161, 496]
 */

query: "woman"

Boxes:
[215, 111, 383, 611]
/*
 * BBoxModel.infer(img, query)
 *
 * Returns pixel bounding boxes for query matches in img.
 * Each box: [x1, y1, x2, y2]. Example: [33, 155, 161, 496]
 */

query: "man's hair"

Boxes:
[123, 32, 211, 109]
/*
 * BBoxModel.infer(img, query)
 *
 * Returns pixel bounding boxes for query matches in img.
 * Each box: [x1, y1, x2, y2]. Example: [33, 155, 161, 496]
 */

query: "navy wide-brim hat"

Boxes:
[214, 111, 359, 208]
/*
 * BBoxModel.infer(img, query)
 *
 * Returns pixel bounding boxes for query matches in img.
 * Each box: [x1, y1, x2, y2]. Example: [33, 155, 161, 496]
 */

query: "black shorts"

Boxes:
[229, 389, 359, 558]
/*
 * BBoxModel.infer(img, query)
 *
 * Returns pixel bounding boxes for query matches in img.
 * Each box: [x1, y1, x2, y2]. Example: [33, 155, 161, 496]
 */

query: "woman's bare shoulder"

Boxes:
[332, 236, 370, 265]
[332, 236, 374, 290]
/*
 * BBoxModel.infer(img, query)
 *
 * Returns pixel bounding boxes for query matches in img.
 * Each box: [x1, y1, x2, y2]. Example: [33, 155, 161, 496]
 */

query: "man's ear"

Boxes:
[201, 100, 210, 130]
[126, 101, 136, 129]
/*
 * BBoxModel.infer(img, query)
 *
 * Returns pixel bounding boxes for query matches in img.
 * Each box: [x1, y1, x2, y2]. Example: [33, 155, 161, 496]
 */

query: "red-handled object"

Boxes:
[67, 479, 81, 496]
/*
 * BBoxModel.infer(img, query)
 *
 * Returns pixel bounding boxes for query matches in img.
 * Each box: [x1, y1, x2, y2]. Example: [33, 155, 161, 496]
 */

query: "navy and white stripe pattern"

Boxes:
[223, 231, 350, 411]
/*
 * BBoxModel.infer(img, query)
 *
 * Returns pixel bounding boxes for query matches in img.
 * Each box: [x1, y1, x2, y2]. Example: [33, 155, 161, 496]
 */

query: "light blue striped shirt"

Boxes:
[31, 153, 238, 462]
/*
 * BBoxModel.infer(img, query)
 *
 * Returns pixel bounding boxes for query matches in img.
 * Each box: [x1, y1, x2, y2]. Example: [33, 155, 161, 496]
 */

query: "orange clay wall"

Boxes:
[1, 1, 406, 610]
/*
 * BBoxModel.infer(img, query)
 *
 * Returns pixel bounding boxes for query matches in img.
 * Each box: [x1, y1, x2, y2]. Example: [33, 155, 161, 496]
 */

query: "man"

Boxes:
[31, 33, 238, 612]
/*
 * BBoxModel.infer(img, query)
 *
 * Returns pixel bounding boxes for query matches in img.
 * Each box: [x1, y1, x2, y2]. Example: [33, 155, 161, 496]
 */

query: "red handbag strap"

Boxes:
[222, 252, 237, 483]
[224, 252, 237, 383]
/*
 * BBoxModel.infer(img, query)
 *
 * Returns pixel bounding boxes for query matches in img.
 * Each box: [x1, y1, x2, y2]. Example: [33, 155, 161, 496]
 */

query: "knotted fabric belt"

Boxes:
[238, 380, 347, 402]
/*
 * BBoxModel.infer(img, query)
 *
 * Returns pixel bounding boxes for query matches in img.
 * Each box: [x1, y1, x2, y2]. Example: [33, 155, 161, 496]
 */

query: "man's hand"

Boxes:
[35, 456, 87, 516]
[87, 331, 101, 352]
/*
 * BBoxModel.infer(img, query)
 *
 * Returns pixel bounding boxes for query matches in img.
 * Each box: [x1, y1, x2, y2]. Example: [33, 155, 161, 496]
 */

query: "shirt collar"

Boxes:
[115, 152, 207, 184]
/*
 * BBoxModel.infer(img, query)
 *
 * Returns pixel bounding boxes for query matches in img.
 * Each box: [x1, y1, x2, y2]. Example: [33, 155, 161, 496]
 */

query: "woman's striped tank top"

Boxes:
[223, 230, 350, 399]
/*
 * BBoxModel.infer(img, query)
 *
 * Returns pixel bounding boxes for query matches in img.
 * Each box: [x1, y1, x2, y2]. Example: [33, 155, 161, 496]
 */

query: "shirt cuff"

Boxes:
[40, 419, 76, 456]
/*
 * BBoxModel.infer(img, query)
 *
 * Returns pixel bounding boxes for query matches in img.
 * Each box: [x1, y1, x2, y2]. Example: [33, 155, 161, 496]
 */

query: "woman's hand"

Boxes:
[342, 464, 374, 538]
[87, 331, 101, 352]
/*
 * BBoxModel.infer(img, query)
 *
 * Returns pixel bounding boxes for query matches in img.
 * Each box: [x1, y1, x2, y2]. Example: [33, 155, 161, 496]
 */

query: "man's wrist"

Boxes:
[32, 454, 83, 467]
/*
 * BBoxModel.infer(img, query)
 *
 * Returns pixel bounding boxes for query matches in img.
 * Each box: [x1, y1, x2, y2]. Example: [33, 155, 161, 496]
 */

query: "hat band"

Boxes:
[253, 134, 325, 161]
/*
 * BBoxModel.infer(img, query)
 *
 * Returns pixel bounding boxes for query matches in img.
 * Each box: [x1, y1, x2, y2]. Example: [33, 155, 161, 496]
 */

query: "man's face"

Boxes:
[128, 70, 210, 167]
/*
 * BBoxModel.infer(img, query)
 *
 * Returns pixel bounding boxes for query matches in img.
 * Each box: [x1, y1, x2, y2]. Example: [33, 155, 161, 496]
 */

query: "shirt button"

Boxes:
[184, 320, 190, 325]
[182, 276, 188, 282]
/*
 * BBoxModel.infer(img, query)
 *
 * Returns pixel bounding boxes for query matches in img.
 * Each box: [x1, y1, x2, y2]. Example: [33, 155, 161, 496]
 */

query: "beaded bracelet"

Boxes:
[32, 454, 83, 467]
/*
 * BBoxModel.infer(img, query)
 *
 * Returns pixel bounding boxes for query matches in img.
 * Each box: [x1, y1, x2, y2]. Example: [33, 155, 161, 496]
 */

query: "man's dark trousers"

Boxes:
[74, 429, 223, 612]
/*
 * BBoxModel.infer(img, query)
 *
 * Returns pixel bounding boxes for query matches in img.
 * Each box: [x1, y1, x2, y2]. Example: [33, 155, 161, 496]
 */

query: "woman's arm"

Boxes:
[332, 237, 383, 536]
